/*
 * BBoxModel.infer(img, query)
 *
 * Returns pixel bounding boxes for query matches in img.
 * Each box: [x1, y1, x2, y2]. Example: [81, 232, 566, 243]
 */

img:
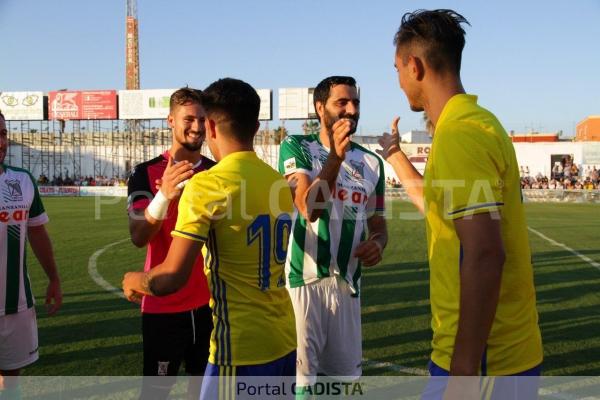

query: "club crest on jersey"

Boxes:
[157, 361, 169, 376]
[4, 180, 23, 202]
[348, 160, 365, 181]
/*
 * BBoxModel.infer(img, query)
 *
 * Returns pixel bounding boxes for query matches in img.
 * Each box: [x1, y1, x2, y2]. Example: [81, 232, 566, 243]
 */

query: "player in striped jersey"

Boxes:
[278, 76, 388, 390]
[0, 110, 62, 397]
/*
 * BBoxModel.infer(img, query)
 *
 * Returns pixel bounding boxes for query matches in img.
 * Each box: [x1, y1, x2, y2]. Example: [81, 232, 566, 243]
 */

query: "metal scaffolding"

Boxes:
[40, 120, 51, 179]
[72, 120, 83, 179]
[5, 118, 174, 180]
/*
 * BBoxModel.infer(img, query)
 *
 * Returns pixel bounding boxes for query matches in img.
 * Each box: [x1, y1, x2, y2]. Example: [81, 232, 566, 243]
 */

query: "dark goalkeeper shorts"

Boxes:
[142, 304, 212, 376]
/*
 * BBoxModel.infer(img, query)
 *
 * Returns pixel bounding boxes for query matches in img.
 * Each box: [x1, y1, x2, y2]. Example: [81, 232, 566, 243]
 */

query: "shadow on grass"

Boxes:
[36, 342, 141, 369]
[363, 329, 431, 351]
[542, 346, 600, 375]
[37, 297, 136, 320]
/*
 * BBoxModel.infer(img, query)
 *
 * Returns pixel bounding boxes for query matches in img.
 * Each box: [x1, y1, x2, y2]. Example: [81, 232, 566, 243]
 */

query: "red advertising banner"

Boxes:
[48, 90, 117, 120]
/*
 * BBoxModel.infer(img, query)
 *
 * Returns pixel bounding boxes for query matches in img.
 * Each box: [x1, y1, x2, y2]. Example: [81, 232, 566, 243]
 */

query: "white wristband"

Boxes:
[176, 179, 190, 189]
[147, 190, 170, 220]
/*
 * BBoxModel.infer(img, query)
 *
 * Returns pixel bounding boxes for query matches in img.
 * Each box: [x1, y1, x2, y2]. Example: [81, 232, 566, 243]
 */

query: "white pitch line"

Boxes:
[528, 227, 600, 271]
[88, 239, 131, 299]
[362, 359, 428, 376]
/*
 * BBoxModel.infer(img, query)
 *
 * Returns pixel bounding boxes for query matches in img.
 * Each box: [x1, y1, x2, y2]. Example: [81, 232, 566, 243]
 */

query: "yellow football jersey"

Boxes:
[424, 94, 543, 375]
[173, 151, 296, 366]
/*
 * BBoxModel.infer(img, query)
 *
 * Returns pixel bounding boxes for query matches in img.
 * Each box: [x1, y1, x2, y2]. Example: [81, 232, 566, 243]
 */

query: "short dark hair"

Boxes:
[312, 76, 356, 122]
[394, 9, 470, 75]
[169, 87, 202, 113]
[201, 78, 260, 142]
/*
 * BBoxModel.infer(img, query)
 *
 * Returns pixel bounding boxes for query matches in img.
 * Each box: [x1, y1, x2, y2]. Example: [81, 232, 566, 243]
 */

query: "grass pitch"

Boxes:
[24, 197, 600, 376]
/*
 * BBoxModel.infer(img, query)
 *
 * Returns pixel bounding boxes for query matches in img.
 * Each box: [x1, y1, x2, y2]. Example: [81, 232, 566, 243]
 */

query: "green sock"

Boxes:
[295, 385, 313, 400]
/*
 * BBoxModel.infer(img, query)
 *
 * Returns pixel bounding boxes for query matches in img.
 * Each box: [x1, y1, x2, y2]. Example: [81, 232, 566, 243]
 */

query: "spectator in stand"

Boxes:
[571, 164, 579, 178]
[552, 163, 561, 179]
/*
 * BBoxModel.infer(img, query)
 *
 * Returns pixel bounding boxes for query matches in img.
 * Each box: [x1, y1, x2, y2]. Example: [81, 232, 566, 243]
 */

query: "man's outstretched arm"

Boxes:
[122, 236, 203, 301]
[377, 117, 424, 214]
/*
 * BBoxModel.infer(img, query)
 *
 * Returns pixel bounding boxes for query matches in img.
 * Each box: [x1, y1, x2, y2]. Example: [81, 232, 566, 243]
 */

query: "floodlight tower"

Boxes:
[126, 0, 140, 91]
[125, 0, 141, 172]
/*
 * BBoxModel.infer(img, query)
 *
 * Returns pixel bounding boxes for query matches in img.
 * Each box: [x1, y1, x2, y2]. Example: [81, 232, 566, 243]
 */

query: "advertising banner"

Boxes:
[38, 186, 127, 197]
[48, 90, 117, 120]
[118, 89, 176, 120]
[279, 88, 315, 120]
[257, 89, 272, 121]
[0, 91, 44, 120]
[38, 186, 79, 197]
[400, 144, 431, 164]
[582, 143, 600, 165]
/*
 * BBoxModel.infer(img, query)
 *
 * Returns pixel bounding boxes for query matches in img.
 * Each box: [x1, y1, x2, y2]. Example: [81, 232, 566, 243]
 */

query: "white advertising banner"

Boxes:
[257, 89, 272, 121]
[279, 88, 315, 120]
[0, 91, 44, 120]
[118, 89, 176, 120]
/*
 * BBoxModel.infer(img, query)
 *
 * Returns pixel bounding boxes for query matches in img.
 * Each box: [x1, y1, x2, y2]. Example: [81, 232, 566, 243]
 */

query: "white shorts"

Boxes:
[0, 307, 39, 370]
[288, 276, 362, 386]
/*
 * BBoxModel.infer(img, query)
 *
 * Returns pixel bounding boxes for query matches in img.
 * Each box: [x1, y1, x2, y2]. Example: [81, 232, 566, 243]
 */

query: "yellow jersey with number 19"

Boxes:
[423, 94, 543, 375]
[172, 151, 296, 366]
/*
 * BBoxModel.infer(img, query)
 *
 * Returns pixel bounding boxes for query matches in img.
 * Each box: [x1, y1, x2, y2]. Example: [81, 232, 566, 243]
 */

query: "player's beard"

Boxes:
[181, 141, 203, 152]
[177, 128, 204, 152]
[322, 108, 359, 135]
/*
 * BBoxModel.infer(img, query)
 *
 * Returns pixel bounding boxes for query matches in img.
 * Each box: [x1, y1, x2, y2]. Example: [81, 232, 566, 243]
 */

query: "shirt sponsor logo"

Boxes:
[331, 186, 368, 205]
[284, 158, 297, 173]
[0, 209, 28, 223]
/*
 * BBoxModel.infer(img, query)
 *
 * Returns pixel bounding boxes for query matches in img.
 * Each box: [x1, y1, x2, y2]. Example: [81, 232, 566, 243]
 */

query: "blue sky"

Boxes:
[1, 0, 599, 136]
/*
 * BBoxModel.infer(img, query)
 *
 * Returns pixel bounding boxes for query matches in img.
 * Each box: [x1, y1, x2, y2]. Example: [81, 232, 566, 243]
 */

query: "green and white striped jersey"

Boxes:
[278, 134, 385, 295]
[0, 165, 48, 316]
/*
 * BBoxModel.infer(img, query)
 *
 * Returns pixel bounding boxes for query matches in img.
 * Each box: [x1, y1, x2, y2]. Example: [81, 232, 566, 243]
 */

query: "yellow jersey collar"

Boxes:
[435, 94, 478, 131]
[218, 151, 258, 164]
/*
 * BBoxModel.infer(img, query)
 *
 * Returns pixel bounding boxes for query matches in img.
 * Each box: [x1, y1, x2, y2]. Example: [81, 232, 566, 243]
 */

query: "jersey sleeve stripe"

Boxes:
[172, 230, 207, 242]
[27, 213, 49, 227]
[447, 202, 504, 216]
[282, 168, 311, 177]
[208, 229, 231, 366]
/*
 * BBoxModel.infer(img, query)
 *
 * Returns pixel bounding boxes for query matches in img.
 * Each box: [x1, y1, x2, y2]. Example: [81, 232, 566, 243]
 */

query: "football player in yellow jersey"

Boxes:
[377, 9, 543, 400]
[123, 78, 296, 399]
